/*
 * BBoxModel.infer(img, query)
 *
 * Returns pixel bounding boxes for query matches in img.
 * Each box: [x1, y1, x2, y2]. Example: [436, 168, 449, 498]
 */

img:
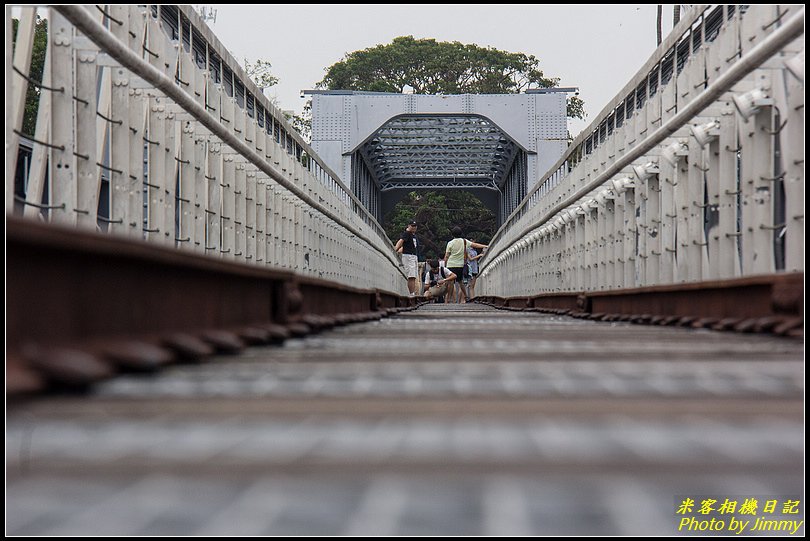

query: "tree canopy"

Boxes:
[243, 57, 279, 92]
[318, 35, 584, 119]
[12, 16, 48, 136]
[243, 57, 312, 140]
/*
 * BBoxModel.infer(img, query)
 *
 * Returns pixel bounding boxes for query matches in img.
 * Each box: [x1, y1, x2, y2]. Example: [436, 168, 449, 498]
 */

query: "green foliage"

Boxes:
[318, 35, 584, 120]
[567, 95, 585, 121]
[385, 191, 495, 260]
[243, 57, 279, 91]
[284, 100, 312, 142]
[12, 16, 48, 136]
[243, 57, 313, 142]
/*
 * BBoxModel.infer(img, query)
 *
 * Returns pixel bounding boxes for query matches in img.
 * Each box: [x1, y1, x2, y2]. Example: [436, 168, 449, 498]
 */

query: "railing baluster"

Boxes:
[746, 102, 777, 275]
[221, 151, 235, 258]
[685, 124, 705, 281]
[623, 188, 636, 288]
[75, 43, 100, 229]
[245, 168, 256, 262]
[165, 107, 178, 245]
[704, 131, 722, 280]
[717, 108, 740, 278]
[175, 44, 195, 249]
[192, 126, 206, 251]
[255, 174, 267, 264]
[645, 173, 661, 285]
[782, 51, 804, 272]
[48, 10, 76, 225]
[205, 139, 222, 253]
[233, 159, 246, 260]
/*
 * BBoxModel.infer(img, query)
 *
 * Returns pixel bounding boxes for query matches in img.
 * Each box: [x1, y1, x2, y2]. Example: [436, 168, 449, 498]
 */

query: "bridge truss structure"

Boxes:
[309, 90, 571, 223]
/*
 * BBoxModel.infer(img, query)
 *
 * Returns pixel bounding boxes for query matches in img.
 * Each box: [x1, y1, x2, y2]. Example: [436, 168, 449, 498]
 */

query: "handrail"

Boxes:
[175, 6, 393, 246]
[55, 5, 405, 274]
[480, 6, 805, 272]
[488, 6, 713, 248]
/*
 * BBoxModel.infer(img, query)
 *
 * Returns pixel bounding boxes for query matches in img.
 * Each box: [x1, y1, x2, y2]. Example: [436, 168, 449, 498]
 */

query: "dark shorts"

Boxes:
[448, 267, 464, 282]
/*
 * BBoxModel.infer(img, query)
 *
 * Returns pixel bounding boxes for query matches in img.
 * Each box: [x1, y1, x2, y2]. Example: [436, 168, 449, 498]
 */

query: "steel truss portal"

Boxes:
[309, 92, 569, 225]
[358, 115, 523, 192]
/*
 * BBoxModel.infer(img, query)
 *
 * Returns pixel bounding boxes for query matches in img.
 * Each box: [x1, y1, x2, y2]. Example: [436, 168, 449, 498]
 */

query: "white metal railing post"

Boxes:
[245, 168, 257, 262]
[234, 159, 247, 261]
[178, 117, 196, 249]
[636, 171, 649, 286]
[573, 217, 584, 290]
[293, 200, 303, 271]
[264, 180, 275, 267]
[192, 127, 206, 252]
[48, 11, 77, 226]
[272, 184, 282, 267]
[745, 100, 777, 276]
[159, 105, 177, 244]
[146, 98, 164, 242]
[782, 51, 804, 272]
[205, 139, 222, 254]
[111, 4, 143, 238]
[685, 125, 705, 282]
[622, 186, 636, 288]
[255, 174, 266, 264]
[645, 172, 661, 285]
[704, 131, 721, 280]
[221, 151, 235, 258]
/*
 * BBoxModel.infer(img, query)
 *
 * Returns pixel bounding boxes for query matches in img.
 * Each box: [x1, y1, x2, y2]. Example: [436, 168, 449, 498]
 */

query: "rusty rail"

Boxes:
[7, 216, 417, 394]
[475, 272, 803, 337]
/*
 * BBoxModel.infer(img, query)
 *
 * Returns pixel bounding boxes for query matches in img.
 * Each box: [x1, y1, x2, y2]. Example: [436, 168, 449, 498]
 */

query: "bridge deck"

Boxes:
[7, 304, 804, 535]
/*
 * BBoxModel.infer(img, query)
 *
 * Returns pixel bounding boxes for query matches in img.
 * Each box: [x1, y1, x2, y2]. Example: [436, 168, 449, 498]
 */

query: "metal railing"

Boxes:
[6, 5, 408, 295]
[478, 5, 804, 296]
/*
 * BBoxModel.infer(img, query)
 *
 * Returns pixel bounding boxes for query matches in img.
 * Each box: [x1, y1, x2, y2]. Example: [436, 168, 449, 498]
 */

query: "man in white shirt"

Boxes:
[423, 259, 456, 301]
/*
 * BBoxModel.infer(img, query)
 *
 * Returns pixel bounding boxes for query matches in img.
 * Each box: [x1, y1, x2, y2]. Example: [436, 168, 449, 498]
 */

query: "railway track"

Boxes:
[6, 304, 804, 535]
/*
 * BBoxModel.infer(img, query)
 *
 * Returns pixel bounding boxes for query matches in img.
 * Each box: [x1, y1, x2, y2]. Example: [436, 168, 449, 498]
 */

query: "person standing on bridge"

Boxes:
[394, 220, 421, 296]
[466, 245, 484, 299]
[444, 226, 488, 303]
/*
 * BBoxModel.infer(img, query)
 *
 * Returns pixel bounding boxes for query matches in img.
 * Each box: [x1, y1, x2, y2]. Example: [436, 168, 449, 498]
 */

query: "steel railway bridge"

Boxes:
[6, 5, 805, 535]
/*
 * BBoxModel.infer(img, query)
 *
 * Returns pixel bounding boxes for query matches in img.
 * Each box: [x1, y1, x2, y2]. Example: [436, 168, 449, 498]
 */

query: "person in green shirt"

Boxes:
[444, 226, 488, 303]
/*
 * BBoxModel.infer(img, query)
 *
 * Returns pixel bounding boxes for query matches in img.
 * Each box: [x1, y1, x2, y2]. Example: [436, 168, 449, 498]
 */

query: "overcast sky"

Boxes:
[206, 4, 682, 136]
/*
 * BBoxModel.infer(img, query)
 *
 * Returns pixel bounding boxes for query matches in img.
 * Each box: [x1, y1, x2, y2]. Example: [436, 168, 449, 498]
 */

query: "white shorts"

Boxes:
[401, 254, 418, 278]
